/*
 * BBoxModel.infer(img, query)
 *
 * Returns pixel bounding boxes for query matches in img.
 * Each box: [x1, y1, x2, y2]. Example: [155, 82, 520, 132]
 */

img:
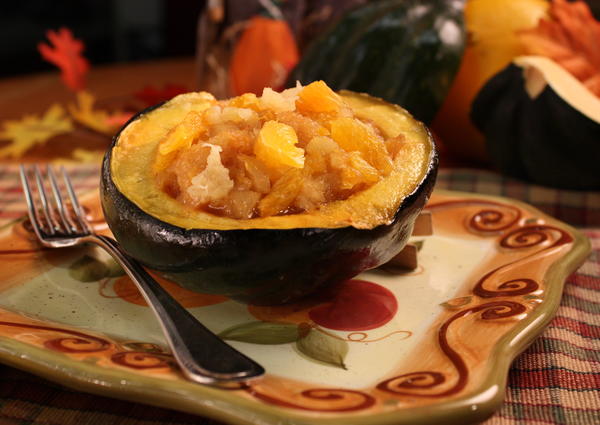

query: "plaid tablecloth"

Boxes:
[0, 165, 598, 425]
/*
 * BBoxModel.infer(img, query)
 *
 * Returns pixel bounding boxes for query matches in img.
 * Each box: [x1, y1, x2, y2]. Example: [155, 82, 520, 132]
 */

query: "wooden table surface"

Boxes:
[0, 57, 197, 162]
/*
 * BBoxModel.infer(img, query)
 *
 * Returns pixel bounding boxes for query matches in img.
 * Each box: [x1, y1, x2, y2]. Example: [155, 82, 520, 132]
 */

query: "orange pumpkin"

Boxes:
[432, 0, 549, 163]
[229, 16, 299, 95]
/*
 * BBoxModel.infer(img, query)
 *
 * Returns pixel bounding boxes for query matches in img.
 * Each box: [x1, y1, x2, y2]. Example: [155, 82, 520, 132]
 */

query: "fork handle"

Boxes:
[86, 234, 265, 384]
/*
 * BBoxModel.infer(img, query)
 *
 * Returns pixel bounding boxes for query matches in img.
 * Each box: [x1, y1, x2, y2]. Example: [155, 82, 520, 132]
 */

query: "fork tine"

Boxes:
[19, 165, 47, 239]
[32, 165, 58, 235]
[60, 166, 91, 233]
[47, 165, 77, 233]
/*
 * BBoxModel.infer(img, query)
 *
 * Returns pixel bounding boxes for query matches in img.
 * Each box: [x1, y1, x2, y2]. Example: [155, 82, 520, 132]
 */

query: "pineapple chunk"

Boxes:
[260, 87, 297, 112]
[186, 144, 234, 206]
[304, 136, 340, 174]
[254, 121, 305, 172]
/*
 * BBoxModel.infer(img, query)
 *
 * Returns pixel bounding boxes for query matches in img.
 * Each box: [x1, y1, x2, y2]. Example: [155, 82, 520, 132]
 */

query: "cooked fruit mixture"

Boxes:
[151, 81, 405, 219]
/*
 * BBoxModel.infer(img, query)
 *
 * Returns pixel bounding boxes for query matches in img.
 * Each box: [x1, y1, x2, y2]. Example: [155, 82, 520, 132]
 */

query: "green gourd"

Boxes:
[288, 0, 466, 124]
[471, 56, 600, 190]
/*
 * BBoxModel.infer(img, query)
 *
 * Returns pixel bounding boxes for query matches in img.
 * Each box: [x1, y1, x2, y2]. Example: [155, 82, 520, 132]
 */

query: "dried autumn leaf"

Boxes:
[518, 0, 600, 96]
[134, 84, 188, 107]
[0, 104, 73, 158]
[105, 111, 135, 129]
[68, 91, 128, 135]
[38, 27, 90, 92]
[71, 148, 105, 163]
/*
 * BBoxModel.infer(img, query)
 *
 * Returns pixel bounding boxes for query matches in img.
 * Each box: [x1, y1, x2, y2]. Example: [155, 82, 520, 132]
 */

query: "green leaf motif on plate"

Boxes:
[69, 255, 125, 282]
[296, 328, 349, 370]
[104, 257, 125, 277]
[412, 240, 425, 251]
[218, 321, 302, 345]
[69, 255, 109, 282]
[440, 296, 473, 309]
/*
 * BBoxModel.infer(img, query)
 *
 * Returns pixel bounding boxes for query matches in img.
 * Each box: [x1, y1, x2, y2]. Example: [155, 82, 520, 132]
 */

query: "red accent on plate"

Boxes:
[308, 280, 398, 331]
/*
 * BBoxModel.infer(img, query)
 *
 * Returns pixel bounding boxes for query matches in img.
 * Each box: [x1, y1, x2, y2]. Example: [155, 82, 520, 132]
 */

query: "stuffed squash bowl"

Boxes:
[100, 81, 437, 305]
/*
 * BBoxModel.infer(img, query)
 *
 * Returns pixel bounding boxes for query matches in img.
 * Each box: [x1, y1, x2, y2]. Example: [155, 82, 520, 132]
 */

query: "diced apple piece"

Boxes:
[258, 169, 304, 216]
[304, 136, 340, 174]
[330, 117, 393, 175]
[185, 144, 234, 206]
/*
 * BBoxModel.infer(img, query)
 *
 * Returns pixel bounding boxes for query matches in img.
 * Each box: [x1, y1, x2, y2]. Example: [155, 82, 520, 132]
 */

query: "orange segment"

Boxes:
[254, 120, 305, 172]
[154, 111, 204, 172]
[296, 81, 346, 114]
[229, 93, 261, 111]
[330, 117, 393, 175]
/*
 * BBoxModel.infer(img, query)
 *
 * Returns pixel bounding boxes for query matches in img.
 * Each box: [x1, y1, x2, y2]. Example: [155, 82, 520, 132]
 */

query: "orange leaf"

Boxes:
[105, 111, 135, 128]
[38, 27, 90, 92]
[518, 0, 600, 96]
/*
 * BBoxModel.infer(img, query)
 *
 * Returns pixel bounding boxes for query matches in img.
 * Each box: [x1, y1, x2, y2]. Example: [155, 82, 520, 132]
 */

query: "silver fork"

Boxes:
[19, 164, 264, 384]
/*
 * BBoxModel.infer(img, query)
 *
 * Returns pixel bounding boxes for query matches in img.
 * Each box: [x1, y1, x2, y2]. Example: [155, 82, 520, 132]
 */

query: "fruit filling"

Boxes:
[153, 81, 403, 219]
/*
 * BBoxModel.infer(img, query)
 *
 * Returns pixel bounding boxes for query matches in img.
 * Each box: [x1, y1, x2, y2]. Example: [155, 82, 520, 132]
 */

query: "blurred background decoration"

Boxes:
[0, 0, 204, 78]
[0, 0, 599, 188]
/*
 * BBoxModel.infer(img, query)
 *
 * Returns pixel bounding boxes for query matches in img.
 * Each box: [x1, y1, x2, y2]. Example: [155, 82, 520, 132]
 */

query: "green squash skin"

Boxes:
[100, 107, 438, 306]
[288, 0, 466, 124]
[471, 64, 600, 190]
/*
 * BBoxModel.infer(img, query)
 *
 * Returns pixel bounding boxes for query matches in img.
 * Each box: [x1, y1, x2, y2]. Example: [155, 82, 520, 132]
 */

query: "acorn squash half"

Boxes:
[100, 91, 437, 305]
[471, 56, 600, 190]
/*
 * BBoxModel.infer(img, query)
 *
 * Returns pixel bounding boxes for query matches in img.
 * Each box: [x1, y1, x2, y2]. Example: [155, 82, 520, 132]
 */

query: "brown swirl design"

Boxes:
[474, 276, 539, 298]
[469, 209, 520, 233]
[377, 301, 526, 397]
[500, 225, 573, 249]
[427, 200, 521, 234]
[247, 387, 376, 412]
[45, 336, 111, 353]
[475, 225, 573, 298]
[111, 351, 173, 369]
[377, 371, 445, 393]
[0, 321, 111, 353]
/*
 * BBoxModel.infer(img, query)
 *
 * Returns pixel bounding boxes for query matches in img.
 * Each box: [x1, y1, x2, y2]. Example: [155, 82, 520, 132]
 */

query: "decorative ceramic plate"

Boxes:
[0, 190, 589, 425]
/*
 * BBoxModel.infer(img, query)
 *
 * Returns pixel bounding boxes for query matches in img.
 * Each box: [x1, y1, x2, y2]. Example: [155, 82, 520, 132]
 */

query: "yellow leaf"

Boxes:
[0, 104, 73, 158]
[68, 90, 111, 134]
[68, 91, 133, 135]
[72, 148, 105, 163]
[54, 148, 105, 164]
